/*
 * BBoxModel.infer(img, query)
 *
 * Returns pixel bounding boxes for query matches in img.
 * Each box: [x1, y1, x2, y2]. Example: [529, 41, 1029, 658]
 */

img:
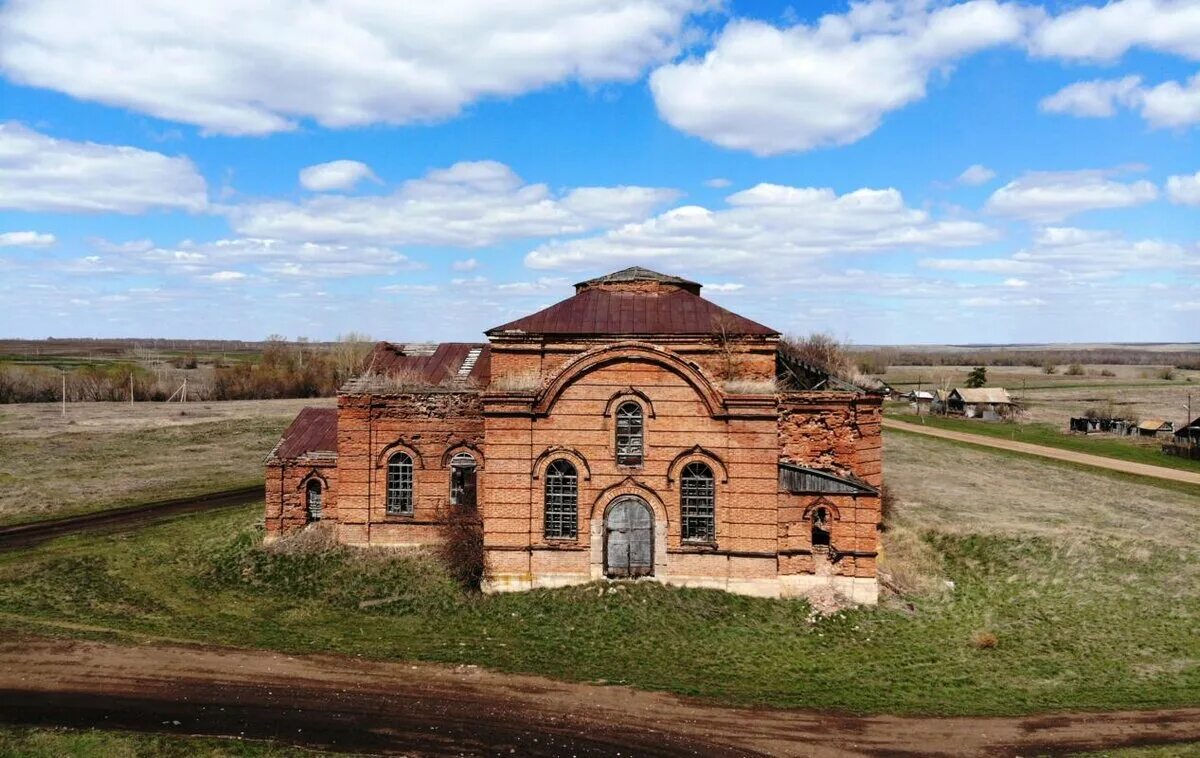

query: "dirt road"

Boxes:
[884, 418, 1200, 486]
[0, 637, 1196, 757]
[0, 486, 261, 551]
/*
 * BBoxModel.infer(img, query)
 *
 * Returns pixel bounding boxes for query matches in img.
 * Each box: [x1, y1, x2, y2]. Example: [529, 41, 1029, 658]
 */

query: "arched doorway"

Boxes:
[604, 496, 654, 578]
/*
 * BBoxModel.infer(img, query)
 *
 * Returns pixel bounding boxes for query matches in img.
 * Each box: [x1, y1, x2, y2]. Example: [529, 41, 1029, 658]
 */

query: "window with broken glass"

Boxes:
[680, 462, 715, 542]
[448, 451, 477, 510]
[615, 401, 644, 466]
[386, 452, 414, 515]
[543, 459, 578, 539]
[305, 479, 323, 522]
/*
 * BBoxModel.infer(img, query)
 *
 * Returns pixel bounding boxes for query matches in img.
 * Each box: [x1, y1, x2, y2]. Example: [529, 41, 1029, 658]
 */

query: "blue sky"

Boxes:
[0, 0, 1196, 344]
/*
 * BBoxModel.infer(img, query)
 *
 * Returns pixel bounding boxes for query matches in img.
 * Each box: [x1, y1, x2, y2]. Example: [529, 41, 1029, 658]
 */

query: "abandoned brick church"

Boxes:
[265, 268, 883, 602]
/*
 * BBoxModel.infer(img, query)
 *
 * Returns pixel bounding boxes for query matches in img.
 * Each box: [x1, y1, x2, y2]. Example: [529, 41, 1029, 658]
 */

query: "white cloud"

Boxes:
[0, 230, 55, 247]
[228, 160, 679, 246]
[957, 164, 996, 186]
[0, 0, 706, 136]
[452, 257, 479, 272]
[1167, 171, 1200, 205]
[704, 178, 732, 188]
[922, 226, 1196, 279]
[299, 160, 377, 192]
[205, 270, 247, 282]
[985, 170, 1158, 222]
[1040, 76, 1143, 118]
[704, 282, 744, 292]
[526, 182, 997, 272]
[649, 0, 1028, 155]
[1003, 277, 1028, 287]
[1041, 73, 1200, 129]
[0, 123, 207, 213]
[1031, 0, 1200, 63]
[1139, 73, 1200, 128]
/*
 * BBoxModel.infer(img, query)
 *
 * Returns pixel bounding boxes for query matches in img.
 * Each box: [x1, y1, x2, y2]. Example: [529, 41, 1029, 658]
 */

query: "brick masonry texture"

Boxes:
[265, 272, 883, 601]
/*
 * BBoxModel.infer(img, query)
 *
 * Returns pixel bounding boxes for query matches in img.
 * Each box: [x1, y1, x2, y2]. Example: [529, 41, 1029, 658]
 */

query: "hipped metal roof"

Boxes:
[487, 268, 777, 337]
[270, 407, 337, 460]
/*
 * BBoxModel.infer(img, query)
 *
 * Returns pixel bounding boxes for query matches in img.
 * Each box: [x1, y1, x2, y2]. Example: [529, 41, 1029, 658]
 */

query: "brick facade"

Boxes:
[265, 268, 883, 602]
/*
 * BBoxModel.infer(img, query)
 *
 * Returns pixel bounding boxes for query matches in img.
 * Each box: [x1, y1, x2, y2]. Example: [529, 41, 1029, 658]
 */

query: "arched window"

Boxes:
[305, 479, 323, 522]
[543, 460, 578, 539]
[680, 462, 715, 542]
[449, 451, 477, 510]
[386, 452, 414, 515]
[615, 402, 644, 466]
[811, 506, 831, 548]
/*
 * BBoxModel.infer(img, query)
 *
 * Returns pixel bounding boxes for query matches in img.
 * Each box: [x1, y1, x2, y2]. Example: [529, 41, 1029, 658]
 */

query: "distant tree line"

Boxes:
[0, 335, 373, 404]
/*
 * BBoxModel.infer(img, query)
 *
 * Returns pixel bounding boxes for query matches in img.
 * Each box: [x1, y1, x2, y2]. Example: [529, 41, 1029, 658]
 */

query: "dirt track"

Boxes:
[0, 637, 1196, 757]
[884, 418, 1200, 486]
[0, 486, 261, 551]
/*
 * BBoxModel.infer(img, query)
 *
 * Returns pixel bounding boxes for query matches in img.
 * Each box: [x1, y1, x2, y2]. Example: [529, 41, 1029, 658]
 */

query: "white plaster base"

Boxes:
[483, 571, 879, 604]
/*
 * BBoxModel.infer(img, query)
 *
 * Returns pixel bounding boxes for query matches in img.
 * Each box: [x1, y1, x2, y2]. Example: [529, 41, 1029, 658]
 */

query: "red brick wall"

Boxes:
[264, 458, 338, 538]
[335, 391, 483, 545]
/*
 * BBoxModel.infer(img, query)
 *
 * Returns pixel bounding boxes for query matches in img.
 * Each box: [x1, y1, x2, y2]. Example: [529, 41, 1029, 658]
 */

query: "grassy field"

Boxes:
[0, 400, 329, 526]
[0, 430, 1196, 717]
[886, 411, 1200, 475]
[0, 726, 332, 757]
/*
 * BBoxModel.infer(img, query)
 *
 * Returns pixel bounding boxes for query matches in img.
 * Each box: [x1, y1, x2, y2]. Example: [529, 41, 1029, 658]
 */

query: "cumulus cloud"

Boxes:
[0, 0, 705, 136]
[0, 230, 55, 247]
[1041, 73, 1200, 129]
[649, 0, 1028, 155]
[1167, 171, 1200, 205]
[1031, 0, 1200, 63]
[1040, 76, 1143, 118]
[957, 164, 996, 186]
[704, 178, 732, 188]
[922, 226, 1195, 279]
[299, 160, 378, 192]
[984, 170, 1158, 222]
[228, 160, 679, 246]
[525, 182, 997, 272]
[0, 123, 207, 213]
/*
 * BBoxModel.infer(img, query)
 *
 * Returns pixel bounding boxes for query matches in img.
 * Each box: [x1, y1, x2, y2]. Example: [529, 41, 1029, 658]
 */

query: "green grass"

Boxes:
[0, 725, 335, 757]
[887, 412, 1200, 474]
[0, 503, 1196, 717]
[0, 418, 283, 527]
[1068, 744, 1200, 757]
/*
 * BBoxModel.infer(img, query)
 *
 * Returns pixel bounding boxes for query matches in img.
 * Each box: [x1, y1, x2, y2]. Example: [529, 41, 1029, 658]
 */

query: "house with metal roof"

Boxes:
[948, 387, 1014, 420]
[265, 267, 884, 603]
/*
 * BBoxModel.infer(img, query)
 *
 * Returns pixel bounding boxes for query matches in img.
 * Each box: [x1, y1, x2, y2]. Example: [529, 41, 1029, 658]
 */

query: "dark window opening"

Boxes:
[615, 401, 644, 466]
[386, 452, 414, 515]
[305, 479, 323, 522]
[811, 506, 831, 548]
[543, 459, 578, 539]
[680, 462, 715, 542]
[449, 452, 477, 511]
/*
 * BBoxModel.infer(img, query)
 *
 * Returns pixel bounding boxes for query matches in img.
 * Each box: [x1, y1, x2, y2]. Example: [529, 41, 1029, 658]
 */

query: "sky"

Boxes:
[0, 0, 1196, 345]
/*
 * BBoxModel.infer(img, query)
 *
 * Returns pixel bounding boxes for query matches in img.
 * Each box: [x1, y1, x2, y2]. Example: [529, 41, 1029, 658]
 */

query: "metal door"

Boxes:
[605, 497, 653, 578]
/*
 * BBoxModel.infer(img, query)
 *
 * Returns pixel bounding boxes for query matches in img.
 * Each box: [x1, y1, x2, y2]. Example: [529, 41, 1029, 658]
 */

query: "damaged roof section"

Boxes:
[779, 462, 878, 496]
[268, 407, 337, 463]
[342, 341, 491, 393]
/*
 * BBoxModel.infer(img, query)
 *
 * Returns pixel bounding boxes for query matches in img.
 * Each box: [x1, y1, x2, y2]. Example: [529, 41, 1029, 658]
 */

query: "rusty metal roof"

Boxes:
[365, 341, 490, 386]
[486, 286, 778, 337]
[272, 407, 337, 460]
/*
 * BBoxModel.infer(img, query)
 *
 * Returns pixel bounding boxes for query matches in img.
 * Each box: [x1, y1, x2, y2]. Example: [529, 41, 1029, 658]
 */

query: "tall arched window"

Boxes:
[449, 451, 477, 510]
[811, 506, 831, 548]
[680, 462, 715, 542]
[386, 452, 414, 515]
[543, 459, 578, 539]
[305, 479, 323, 522]
[615, 402, 644, 466]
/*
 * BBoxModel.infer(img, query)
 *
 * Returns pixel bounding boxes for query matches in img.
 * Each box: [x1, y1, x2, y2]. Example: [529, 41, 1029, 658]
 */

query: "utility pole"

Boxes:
[130, 372, 134, 406]
[60, 369, 66, 417]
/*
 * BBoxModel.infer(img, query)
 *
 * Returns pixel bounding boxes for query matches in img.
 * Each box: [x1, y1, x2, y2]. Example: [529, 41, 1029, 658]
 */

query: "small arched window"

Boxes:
[615, 402, 644, 466]
[386, 452, 414, 515]
[449, 451, 477, 510]
[543, 459, 578, 539]
[305, 479, 323, 522]
[680, 462, 715, 542]
[811, 506, 831, 548]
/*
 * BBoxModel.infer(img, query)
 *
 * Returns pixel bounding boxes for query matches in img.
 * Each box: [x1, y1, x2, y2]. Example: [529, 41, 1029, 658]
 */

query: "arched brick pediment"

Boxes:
[534, 341, 723, 417]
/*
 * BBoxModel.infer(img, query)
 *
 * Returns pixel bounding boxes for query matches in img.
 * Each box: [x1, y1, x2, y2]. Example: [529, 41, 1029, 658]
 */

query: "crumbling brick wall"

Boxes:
[335, 391, 483, 545]
[264, 458, 338, 539]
